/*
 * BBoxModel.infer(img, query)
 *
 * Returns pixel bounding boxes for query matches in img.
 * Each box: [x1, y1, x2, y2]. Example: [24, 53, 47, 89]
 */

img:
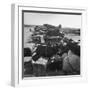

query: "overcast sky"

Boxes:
[24, 12, 81, 28]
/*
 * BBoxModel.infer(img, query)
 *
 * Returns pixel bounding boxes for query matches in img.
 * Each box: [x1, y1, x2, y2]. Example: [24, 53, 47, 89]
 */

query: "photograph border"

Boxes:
[11, 4, 87, 87]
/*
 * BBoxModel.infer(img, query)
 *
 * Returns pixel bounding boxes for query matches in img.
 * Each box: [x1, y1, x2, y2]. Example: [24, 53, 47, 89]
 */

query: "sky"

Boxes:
[24, 12, 81, 28]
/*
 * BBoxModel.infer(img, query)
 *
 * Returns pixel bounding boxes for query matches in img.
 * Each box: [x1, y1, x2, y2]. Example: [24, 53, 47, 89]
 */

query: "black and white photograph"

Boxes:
[23, 10, 81, 78]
